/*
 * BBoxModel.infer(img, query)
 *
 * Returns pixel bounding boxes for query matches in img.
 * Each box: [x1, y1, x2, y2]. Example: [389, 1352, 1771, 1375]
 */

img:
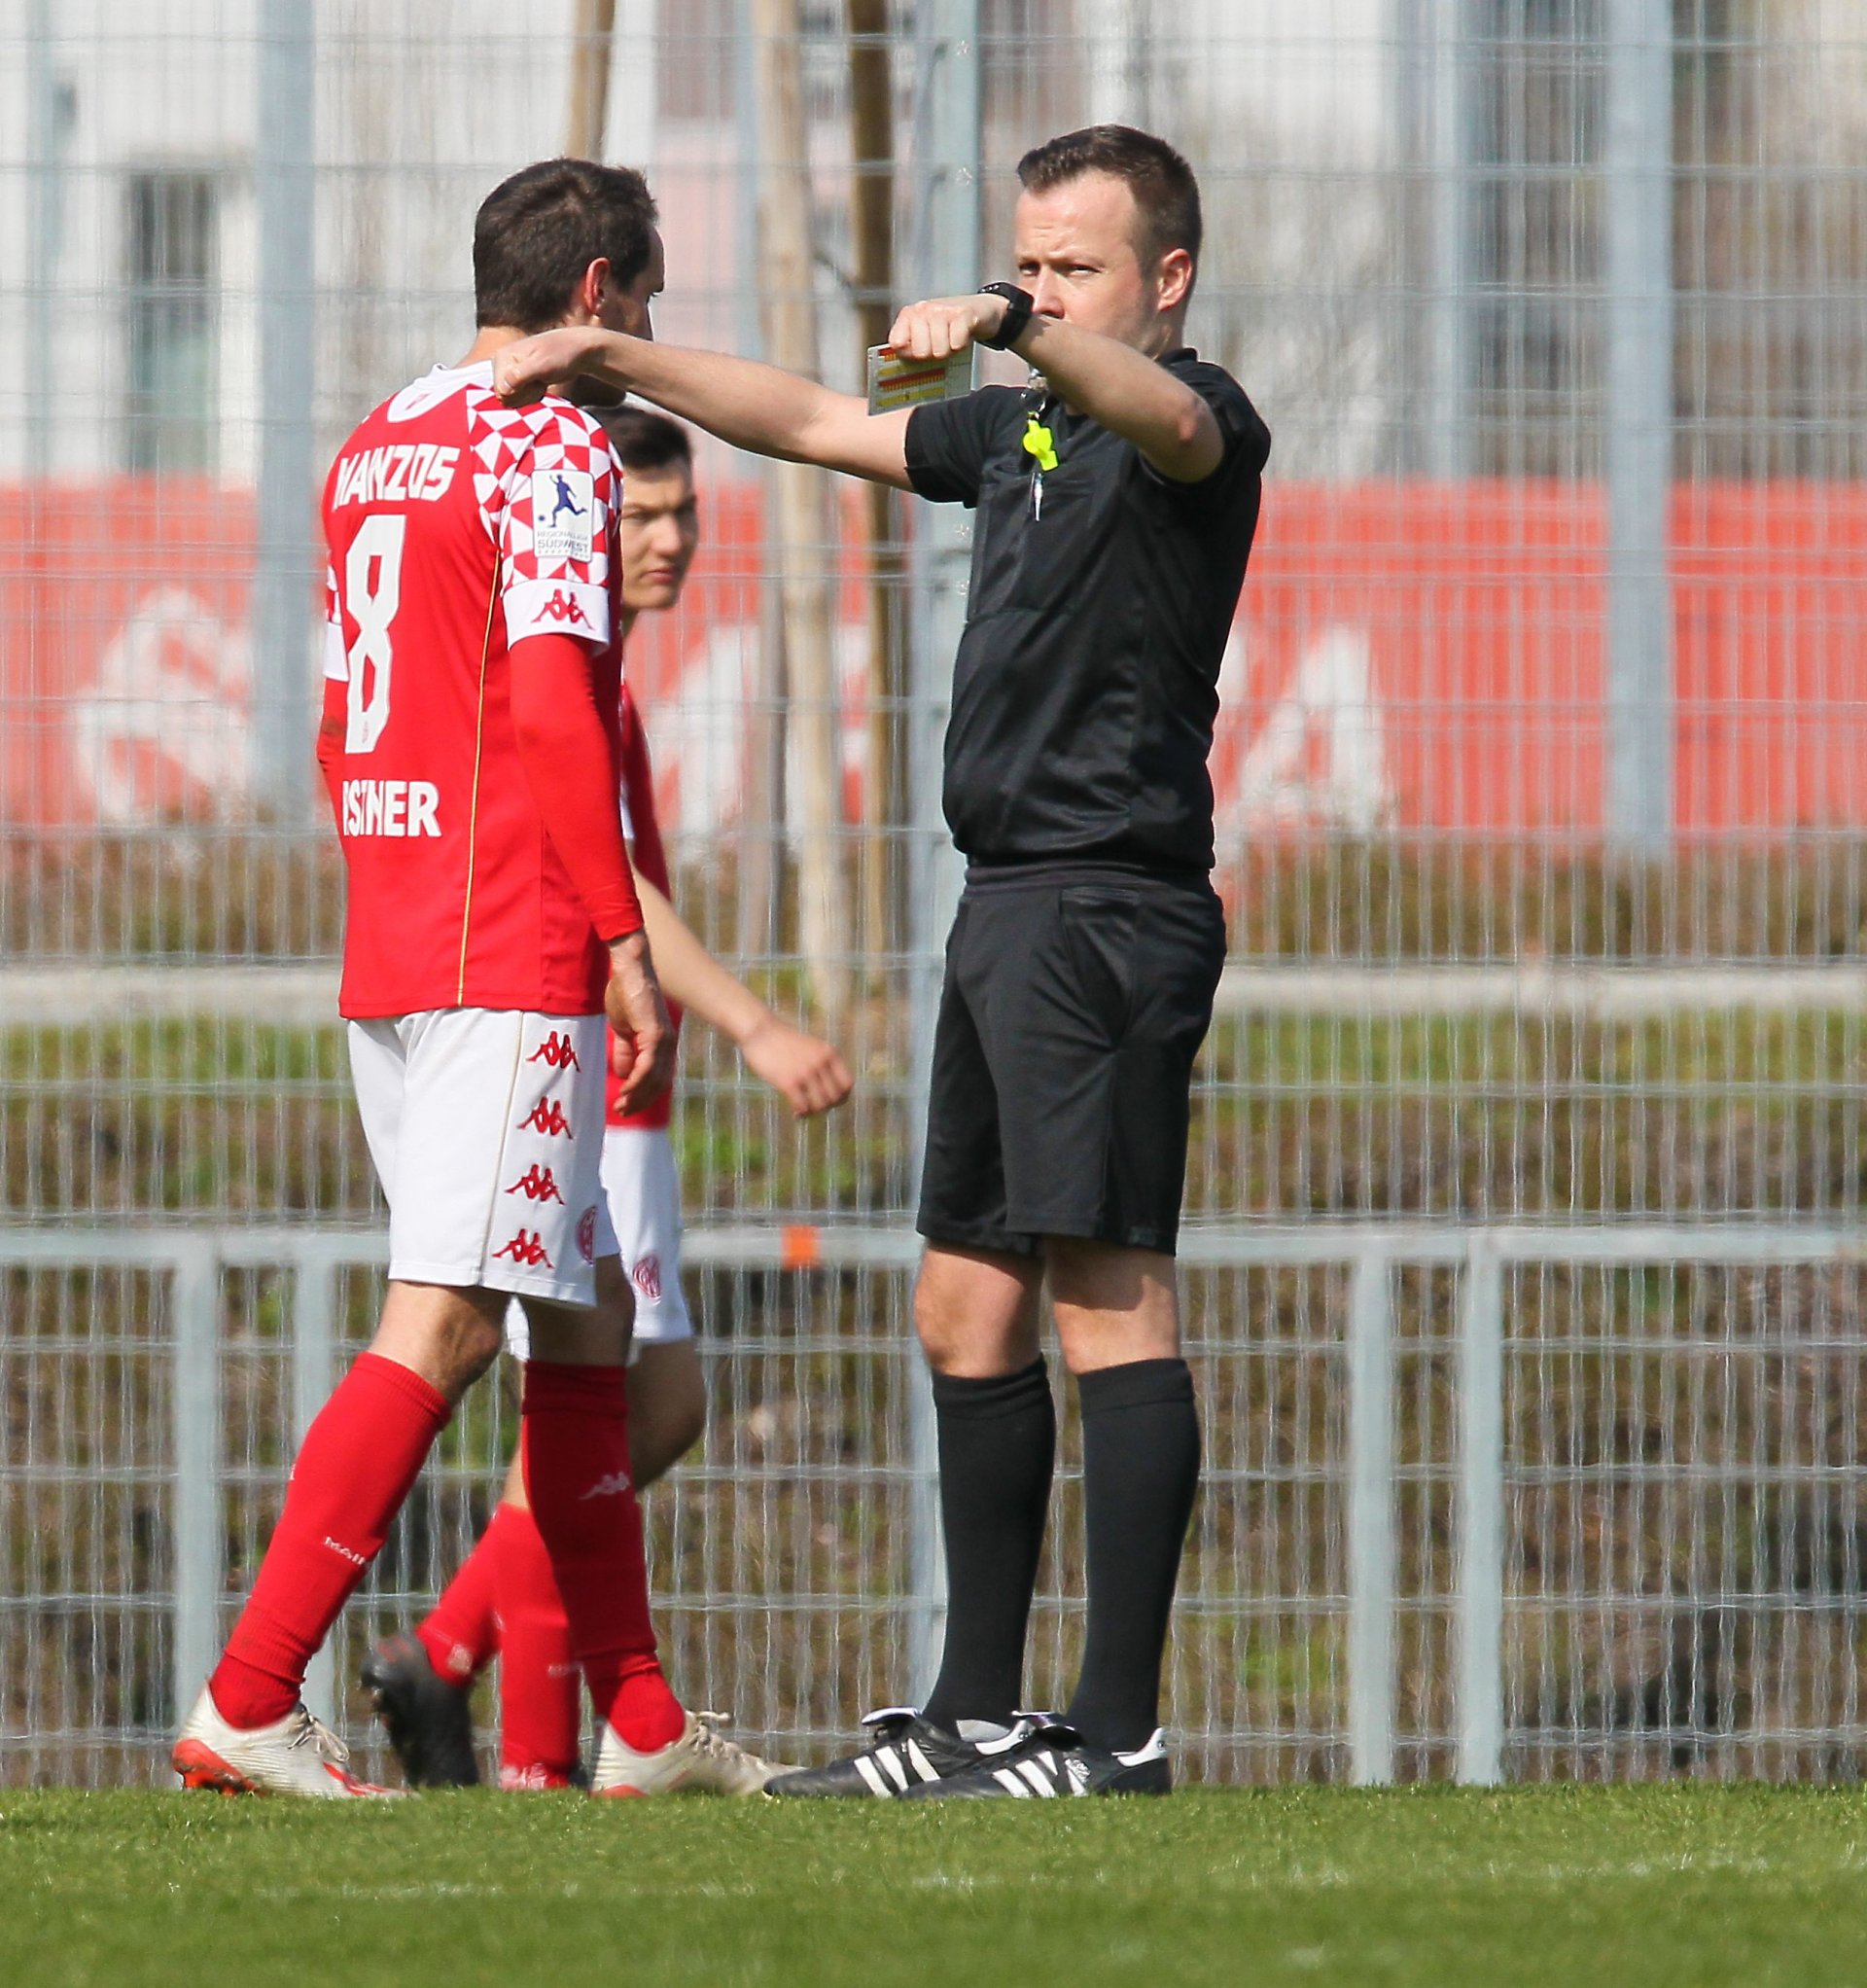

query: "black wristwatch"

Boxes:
[977, 282, 1036, 351]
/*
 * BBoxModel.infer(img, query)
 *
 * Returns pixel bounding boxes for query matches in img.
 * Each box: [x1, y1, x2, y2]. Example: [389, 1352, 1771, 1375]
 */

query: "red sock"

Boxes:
[213, 1352, 450, 1728]
[489, 1500, 582, 1785]
[520, 1362, 684, 1753]
[418, 1507, 507, 1686]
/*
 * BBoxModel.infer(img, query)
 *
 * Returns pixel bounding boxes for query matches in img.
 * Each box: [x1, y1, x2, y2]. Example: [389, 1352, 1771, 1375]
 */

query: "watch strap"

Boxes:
[977, 282, 1036, 352]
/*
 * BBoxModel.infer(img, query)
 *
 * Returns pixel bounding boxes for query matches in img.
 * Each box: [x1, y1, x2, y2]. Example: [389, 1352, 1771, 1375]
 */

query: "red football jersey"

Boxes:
[321, 362, 621, 1019]
[608, 679, 681, 1132]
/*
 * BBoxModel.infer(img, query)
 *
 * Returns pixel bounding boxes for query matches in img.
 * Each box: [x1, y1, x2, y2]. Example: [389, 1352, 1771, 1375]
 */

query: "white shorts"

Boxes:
[347, 1008, 619, 1309]
[505, 1125, 692, 1360]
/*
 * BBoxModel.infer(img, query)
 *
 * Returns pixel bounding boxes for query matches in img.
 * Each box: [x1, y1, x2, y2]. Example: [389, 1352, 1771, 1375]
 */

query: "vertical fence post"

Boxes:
[254, 0, 317, 820]
[1082, 0, 1146, 128]
[1347, 1250, 1396, 1784]
[1456, 1236, 1505, 1784]
[613, 0, 658, 168]
[1604, 0, 1674, 852]
[1413, 0, 1468, 479]
[25, 0, 70, 482]
[171, 1243, 221, 1726]
[293, 1247, 338, 1725]
[902, 0, 979, 1699]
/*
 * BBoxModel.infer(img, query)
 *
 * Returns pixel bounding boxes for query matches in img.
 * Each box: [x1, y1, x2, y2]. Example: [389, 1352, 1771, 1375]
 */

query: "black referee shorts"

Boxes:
[916, 869, 1227, 1259]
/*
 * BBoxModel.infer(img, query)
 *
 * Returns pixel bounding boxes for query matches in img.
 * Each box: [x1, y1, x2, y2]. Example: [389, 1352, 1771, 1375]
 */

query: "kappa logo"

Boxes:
[577, 1206, 598, 1263]
[541, 587, 590, 627]
[520, 1097, 573, 1138]
[492, 1227, 554, 1269]
[506, 1163, 565, 1204]
[580, 1471, 633, 1501]
[528, 1030, 582, 1071]
[632, 1254, 662, 1302]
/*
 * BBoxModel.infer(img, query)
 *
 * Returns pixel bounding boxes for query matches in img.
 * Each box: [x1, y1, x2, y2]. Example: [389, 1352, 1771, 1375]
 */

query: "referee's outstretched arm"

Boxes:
[494, 320, 921, 488]
[492, 287, 1221, 489]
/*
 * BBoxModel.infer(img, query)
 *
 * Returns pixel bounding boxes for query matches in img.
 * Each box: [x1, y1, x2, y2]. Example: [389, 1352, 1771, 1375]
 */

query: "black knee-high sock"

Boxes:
[920, 1359, 1056, 1731]
[1063, 1358, 1201, 1752]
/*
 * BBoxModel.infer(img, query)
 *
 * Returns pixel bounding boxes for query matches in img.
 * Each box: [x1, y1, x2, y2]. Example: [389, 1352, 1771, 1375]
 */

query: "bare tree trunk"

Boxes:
[847, 0, 902, 972]
[753, 0, 851, 1027]
[567, 0, 617, 157]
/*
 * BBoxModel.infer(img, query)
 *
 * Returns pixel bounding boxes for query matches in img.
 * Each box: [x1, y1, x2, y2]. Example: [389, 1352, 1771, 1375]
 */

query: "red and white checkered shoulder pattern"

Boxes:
[466, 387, 616, 651]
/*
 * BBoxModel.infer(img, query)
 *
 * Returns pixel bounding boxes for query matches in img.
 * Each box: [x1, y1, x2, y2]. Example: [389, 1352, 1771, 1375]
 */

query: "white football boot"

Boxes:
[172, 1686, 404, 1798]
[591, 1711, 791, 1797]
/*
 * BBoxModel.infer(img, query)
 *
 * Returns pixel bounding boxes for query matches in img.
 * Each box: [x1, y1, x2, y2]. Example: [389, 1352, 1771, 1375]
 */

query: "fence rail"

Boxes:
[13, 962, 1867, 1028]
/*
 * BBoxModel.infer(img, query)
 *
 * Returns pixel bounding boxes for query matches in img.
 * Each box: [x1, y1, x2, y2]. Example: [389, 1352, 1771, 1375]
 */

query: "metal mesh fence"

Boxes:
[12, 1238, 1866, 1788]
[4, 0, 1867, 1787]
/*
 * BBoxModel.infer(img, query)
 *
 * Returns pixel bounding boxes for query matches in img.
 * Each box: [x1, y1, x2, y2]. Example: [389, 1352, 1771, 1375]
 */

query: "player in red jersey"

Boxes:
[360, 408, 854, 1790]
[172, 162, 760, 1799]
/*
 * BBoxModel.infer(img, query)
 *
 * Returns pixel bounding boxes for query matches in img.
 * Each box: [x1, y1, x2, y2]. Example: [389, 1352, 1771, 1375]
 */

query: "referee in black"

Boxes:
[495, 125, 1269, 1797]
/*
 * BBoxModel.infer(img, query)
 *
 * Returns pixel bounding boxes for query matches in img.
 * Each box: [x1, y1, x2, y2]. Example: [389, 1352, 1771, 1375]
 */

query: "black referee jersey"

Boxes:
[903, 347, 1269, 879]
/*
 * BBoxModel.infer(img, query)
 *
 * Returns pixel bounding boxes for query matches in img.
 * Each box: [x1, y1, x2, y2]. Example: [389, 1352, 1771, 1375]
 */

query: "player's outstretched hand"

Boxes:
[888, 293, 1007, 363]
[606, 931, 677, 1117]
[494, 327, 602, 408]
[740, 1016, 854, 1118]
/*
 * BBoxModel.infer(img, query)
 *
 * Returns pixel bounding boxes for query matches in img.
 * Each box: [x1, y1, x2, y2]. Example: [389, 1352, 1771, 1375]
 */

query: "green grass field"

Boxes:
[5, 1787, 1867, 1987]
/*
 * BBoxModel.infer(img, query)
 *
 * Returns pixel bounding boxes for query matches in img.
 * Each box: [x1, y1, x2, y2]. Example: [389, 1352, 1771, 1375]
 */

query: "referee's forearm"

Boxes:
[579, 334, 841, 466]
[1013, 317, 1219, 477]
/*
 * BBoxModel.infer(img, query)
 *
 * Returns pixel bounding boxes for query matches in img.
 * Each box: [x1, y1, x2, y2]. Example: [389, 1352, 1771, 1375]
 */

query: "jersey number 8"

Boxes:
[344, 513, 405, 754]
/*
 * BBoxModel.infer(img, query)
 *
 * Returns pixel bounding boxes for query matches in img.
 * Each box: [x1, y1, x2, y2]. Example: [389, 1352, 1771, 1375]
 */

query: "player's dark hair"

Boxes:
[474, 159, 658, 333]
[1016, 125, 1203, 285]
[597, 406, 693, 476]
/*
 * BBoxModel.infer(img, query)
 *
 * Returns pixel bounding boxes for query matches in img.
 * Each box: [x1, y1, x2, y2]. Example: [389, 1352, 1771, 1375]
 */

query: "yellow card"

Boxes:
[866, 344, 975, 415]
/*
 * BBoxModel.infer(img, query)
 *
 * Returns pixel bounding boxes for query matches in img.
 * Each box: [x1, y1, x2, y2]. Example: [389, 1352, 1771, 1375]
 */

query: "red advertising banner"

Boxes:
[1205, 481, 1867, 838]
[5, 479, 1866, 840]
[0, 482, 254, 832]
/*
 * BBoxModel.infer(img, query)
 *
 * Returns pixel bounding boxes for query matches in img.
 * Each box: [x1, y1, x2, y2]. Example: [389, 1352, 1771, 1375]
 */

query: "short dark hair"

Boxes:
[474, 159, 658, 334]
[1016, 125, 1203, 280]
[597, 406, 693, 476]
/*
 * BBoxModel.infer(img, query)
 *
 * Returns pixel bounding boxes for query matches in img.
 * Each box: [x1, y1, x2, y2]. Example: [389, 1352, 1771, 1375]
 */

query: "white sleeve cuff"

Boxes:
[504, 579, 610, 649]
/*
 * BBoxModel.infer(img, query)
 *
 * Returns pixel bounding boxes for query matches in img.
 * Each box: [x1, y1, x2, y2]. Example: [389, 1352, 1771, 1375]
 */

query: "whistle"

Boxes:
[1022, 416, 1059, 474]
